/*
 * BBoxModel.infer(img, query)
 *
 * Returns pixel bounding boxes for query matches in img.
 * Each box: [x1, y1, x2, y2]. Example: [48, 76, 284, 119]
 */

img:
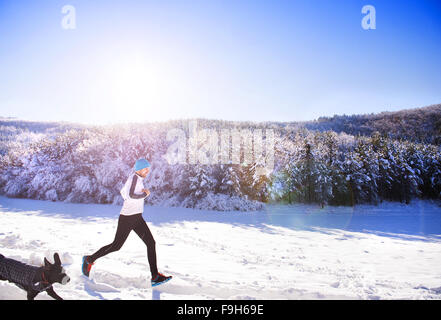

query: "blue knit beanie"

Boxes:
[134, 158, 151, 171]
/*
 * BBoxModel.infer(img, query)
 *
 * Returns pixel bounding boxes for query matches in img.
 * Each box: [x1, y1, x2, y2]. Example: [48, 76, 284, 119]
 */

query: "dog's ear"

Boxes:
[54, 253, 61, 265]
[44, 257, 51, 268]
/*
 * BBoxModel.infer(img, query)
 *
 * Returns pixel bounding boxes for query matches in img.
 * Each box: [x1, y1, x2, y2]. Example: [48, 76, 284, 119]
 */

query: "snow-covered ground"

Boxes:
[1, 196, 441, 300]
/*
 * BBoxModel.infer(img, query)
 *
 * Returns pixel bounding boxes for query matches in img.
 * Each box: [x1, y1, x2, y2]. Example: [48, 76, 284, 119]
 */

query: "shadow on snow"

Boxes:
[1, 196, 440, 241]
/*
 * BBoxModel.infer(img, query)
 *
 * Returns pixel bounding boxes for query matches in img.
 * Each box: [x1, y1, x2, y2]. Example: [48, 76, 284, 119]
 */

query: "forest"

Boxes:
[0, 104, 440, 211]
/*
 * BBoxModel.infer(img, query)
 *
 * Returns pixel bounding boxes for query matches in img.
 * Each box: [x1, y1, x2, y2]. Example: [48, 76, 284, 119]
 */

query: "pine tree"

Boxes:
[285, 140, 316, 204]
[313, 158, 333, 208]
[371, 132, 395, 202]
[419, 144, 441, 199]
[241, 161, 271, 202]
[181, 164, 216, 208]
[394, 140, 423, 203]
[216, 163, 242, 197]
[352, 137, 379, 204]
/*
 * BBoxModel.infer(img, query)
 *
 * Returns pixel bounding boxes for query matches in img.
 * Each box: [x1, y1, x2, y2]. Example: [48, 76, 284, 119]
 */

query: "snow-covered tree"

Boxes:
[1, 115, 440, 211]
[215, 164, 242, 197]
[180, 164, 216, 208]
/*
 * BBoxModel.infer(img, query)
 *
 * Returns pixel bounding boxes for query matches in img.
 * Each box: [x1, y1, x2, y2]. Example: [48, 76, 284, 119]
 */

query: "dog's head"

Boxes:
[43, 253, 70, 285]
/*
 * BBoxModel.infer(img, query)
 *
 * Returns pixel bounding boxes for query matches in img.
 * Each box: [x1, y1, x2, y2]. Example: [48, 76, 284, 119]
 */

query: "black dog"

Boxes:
[0, 252, 70, 300]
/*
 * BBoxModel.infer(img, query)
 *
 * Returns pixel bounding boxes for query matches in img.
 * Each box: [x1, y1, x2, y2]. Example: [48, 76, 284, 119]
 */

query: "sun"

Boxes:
[96, 52, 168, 123]
[86, 47, 189, 124]
[112, 55, 160, 112]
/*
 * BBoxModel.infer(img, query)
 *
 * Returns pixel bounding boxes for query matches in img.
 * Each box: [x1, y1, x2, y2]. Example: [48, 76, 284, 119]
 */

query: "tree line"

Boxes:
[0, 118, 440, 211]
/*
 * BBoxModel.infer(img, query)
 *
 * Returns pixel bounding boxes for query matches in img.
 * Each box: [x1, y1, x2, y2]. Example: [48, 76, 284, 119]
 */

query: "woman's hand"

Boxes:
[142, 188, 150, 197]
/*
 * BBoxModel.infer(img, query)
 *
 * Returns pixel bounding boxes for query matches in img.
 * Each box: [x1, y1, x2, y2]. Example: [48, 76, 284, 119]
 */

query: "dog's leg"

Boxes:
[27, 290, 38, 300]
[46, 287, 63, 300]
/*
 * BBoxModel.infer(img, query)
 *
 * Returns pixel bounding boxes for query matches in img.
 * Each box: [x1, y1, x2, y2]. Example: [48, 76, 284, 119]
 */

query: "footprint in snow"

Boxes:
[82, 275, 119, 295]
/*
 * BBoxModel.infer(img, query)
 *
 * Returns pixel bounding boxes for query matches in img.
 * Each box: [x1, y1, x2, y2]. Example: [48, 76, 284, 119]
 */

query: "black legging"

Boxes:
[89, 213, 158, 277]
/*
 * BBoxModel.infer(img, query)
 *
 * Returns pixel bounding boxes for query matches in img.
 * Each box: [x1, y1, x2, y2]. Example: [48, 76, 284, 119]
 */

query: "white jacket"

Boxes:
[120, 173, 148, 216]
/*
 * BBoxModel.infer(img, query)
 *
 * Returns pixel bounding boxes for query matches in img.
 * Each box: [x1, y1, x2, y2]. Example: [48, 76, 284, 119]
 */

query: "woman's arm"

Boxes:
[129, 175, 147, 199]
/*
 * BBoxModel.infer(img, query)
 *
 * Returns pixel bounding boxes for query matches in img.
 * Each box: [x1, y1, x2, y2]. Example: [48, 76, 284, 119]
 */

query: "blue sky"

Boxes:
[0, 0, 440, 125]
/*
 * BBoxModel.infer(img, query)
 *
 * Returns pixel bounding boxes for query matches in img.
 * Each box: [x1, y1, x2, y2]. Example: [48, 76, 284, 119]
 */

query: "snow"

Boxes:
[1, 195, 441, 300]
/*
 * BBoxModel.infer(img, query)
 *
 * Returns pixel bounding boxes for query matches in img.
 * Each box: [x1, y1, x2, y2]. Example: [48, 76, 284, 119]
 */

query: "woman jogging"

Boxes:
[82, 158, 172, 287]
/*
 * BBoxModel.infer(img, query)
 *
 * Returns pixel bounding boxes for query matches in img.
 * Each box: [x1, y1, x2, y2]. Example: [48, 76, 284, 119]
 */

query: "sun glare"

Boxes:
[96, 52, 171, 124]
[113, 56, 158, 116]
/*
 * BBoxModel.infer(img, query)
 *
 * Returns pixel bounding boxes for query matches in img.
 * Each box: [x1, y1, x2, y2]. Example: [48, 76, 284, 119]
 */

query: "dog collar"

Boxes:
[41, 271, 50, 286]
